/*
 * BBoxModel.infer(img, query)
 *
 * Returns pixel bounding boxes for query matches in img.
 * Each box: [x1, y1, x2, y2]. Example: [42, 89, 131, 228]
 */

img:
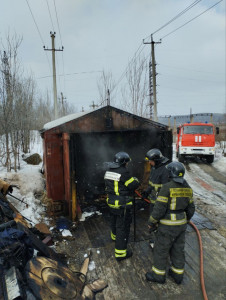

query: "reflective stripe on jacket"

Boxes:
[146, 163, 169, 203]
[149, 180, 195, 226]
[104, 166, 139, 209]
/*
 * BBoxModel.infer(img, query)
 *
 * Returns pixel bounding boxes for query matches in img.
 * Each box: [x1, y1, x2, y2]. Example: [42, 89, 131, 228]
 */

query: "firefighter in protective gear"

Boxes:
[145, 161, 195, 284]
[143, 148, 169, 213]
[142, 149, 169, 248]
[104, 152, 140, 261]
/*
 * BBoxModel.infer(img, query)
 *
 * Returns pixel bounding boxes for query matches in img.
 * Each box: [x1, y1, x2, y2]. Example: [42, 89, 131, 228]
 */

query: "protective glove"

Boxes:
[7, 185, 13, 194]
[141, 190, 149, 199]
[148, 223, 158, 233]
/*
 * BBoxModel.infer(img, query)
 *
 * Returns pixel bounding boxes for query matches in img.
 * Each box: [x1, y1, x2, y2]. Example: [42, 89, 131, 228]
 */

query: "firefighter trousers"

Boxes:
[109, 206, 132, 258]
[151, 224, 187, 282]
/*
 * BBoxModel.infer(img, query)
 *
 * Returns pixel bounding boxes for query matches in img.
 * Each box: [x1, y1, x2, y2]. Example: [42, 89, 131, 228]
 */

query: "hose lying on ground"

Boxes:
[189, 221, 208, 300]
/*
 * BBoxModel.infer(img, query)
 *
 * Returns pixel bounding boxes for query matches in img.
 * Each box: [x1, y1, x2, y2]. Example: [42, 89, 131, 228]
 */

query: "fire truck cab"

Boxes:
[176, 122, 219, 163]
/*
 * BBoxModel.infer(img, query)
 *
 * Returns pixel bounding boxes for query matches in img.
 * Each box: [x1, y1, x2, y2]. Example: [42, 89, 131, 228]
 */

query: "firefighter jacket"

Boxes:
[146, 161, 169, 204]
[148, 179, 195, 226]
[104, 166, 140, 209]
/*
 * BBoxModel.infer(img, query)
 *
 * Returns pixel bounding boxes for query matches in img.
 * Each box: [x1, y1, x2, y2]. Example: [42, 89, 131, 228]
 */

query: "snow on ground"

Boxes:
[172, 142, 226, 207]
[0, 131, 47, 225]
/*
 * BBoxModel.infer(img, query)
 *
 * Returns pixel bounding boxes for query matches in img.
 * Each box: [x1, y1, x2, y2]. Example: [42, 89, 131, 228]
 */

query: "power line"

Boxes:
[25, 0, 45, 45]
[53, 0, 63, 46]
[144, 0, 202, 40]
[25, 0, 51, 71]
[45, 0, 55, 31]
[37, 70, 102, 79]
[113, 43, 146, 91]
[161, 0, 223, 40]
[113, 1, 203, 92]
[53, 0, 67, 96]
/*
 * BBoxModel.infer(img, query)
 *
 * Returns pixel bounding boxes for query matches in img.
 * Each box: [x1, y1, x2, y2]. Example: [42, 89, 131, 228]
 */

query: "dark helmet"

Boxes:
[110, 151, 131, 168]
[166, 161, 185, 183]
[145, 148, 168, 164]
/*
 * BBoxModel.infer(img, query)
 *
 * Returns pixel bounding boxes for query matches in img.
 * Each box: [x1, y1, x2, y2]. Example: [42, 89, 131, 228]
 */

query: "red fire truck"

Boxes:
[176, 122, 219, 163]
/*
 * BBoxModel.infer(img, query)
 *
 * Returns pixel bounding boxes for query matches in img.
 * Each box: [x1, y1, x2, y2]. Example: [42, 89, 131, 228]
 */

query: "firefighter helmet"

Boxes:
[110, 152, 131, 168]
[145, 148, 168, 164]
[166, 161, 185, 183]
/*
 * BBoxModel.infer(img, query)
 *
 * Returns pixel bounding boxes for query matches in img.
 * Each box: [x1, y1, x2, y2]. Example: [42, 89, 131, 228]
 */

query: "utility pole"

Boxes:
[89, 101, 98, 110]
[106, 89, 110, 106]
[143, 35, 161, 122]
[44, 32, 63, 119]
[61, 92, 66, 116]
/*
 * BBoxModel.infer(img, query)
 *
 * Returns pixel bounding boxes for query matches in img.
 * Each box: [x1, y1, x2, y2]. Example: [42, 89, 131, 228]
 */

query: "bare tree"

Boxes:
[0, 33, 22, 171]
[121, 55, 149, 117]
[97, 70, 116, 106]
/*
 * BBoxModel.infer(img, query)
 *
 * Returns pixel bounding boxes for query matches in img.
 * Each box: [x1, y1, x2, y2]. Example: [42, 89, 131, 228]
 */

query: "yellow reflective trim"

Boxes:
[111, 232, 116, 240]
[171, 214, 176, 221]
[157, 196, 168, 203]
[189, 198, 194, 203]
[115, 249, 126, 254]
[170, 188, 193, 198]
[160, 218, 187, 225]
[171, 266, 184, 274]
[170, 197, 176, 210]
[149, 181, 162, 188]
[125, 177, 134, 186]
[114, 181, 119, 195]
[127, 201, 133, 205]
[150, 216, 158, 223]
[152, 266, 166, 275]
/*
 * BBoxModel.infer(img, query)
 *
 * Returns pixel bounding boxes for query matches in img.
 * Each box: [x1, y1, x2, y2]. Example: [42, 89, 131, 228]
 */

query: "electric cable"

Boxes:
[144, 0, 202, 40]
[45, 0, 55, 31]
[53, 0, 67, 98]
[189, 220, 208, 300]
[25, 0, 52, 71]
[160, 0, 223, 40]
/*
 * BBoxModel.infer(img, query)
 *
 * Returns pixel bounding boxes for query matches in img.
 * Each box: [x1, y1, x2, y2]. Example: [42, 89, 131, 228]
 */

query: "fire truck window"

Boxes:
[183, 126, 213, 134]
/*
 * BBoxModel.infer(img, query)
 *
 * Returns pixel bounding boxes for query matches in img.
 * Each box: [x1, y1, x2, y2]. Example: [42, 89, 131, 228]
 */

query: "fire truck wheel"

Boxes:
[178, 154, 185, 163]
[206, 155, 214, 163]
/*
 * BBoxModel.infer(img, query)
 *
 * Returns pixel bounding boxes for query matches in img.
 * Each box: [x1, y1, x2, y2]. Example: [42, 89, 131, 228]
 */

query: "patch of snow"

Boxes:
[61, 229, 73, 237]
[88, 261, 96, 271]
[96, 211, 102, 215]
[80, 211, 96, 221]
[213, 156, 226, 176]
[43, 109, 96, 131]
[97, 250, 100, 254]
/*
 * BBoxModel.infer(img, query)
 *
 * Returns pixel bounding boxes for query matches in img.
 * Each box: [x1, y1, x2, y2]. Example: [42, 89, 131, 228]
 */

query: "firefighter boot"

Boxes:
[116, 250, 133, 262]
[145, 272, 165, 284]
[168, 268, 183, 284]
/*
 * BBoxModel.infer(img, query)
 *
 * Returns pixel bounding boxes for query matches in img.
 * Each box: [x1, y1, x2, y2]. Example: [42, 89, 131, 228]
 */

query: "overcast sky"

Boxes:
[0, 0, 225, 117]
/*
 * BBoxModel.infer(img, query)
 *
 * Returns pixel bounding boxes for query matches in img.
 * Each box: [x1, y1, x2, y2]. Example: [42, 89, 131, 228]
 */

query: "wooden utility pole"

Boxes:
[61, 92, 66, 115]
[106, 89, 110, 106]
[44, 32, 63, 119]
[143, 35, 161, 122]
[89, 101, 98, 110]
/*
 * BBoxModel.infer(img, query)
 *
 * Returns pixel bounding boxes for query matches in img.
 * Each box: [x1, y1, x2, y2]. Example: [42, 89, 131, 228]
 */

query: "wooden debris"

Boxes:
[87, 279, 108, 293]
[35, 222, 51, 235]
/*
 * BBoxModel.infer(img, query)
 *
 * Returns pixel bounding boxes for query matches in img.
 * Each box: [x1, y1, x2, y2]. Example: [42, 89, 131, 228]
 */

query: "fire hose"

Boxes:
[189, 220, 208, 300]
[135, 190, 208, 300]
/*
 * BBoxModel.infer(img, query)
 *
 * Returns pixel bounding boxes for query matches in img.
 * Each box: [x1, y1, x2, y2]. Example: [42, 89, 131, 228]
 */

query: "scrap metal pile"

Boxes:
[0, 180, 107, 300]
